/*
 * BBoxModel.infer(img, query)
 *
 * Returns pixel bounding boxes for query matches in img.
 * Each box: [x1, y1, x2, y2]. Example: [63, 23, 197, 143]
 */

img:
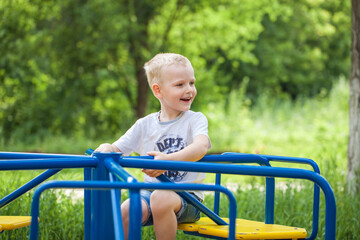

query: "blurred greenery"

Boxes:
[0, 0, 350, 143]
[1, 78, 357, 239]
[0, 1, 356, 239]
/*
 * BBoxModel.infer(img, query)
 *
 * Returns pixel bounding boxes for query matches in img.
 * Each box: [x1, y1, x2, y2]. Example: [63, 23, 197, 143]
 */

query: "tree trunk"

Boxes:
[135, 66, 148, 118]
[347, 0, 360, 194]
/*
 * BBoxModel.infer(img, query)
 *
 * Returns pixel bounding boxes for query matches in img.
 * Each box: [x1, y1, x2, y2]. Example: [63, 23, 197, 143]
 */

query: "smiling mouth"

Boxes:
[180, 97, 192, 102]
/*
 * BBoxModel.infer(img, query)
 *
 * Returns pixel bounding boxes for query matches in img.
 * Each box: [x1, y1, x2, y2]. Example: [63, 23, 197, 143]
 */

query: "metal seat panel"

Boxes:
[0, 216, 32, 230]
[179, 217, 307, 239]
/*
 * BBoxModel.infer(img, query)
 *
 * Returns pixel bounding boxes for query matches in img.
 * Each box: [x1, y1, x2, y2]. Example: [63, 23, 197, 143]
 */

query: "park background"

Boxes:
[0, 0, 358, 239]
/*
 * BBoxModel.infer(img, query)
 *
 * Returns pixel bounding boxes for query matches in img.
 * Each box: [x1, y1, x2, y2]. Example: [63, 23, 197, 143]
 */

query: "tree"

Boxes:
[0, 0, 352, 142]
[347, 0, 360, 194]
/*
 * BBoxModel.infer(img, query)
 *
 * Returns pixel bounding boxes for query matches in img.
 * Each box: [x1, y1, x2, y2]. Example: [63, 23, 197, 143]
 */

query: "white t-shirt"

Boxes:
[113, 110, 211, 199]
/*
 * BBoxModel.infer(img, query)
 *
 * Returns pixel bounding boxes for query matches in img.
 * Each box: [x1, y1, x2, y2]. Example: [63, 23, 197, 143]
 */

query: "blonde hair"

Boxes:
[144, 53, 192, 87]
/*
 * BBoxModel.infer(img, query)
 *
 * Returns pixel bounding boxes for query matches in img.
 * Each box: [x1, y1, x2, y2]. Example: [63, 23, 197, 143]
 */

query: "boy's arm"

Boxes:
[143, 134, 209, 177]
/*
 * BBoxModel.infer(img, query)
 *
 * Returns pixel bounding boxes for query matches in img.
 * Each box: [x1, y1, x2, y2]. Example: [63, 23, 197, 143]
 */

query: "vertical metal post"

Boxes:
[261, 157, 275, 224]
[84, 167, 92, 240]
[128, 189, 142, 240]
[109, 173, 124, 240]
[90, 153, 117, 240]
[214, 173, 221, 215]
[265, 177, 275, 224]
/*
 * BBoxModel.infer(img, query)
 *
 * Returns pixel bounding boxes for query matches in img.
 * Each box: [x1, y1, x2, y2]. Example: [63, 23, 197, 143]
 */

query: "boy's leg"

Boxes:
[150, 190, 182, 240]
[121, 198, 150, 240]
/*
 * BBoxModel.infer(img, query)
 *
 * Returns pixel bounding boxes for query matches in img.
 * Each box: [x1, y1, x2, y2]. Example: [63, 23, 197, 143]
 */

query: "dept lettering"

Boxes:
[154, 135, 187, 181]
[156, 137, 184, 154]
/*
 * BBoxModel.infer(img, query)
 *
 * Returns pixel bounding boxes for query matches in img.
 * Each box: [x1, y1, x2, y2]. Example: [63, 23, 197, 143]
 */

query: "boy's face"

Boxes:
[155, 63, 197, 116]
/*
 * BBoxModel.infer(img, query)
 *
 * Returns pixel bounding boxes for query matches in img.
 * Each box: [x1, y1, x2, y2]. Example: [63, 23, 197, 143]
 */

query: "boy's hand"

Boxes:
[147, 151, 167, 160]
[142, 151, 168, 177]
[141, 169, 166, 177]
[95, 143, 120, 153]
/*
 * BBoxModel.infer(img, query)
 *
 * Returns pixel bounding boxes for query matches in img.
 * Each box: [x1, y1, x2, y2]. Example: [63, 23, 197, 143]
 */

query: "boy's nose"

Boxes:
[185, 83, 194, 92]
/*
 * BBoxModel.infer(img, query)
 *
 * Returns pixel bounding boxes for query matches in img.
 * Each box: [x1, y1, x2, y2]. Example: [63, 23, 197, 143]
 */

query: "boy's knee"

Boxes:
[150, 190, 180, 214]
[150, 190, 169, 205]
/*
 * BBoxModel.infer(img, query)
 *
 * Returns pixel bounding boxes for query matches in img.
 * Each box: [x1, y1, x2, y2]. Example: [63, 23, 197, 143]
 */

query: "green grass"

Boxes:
[1, 78, 359, 239]
[0, 171, 84, 240]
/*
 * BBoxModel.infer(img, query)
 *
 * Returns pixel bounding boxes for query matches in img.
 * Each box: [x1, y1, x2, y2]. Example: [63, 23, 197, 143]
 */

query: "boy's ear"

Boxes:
[152, 83, 162, 99]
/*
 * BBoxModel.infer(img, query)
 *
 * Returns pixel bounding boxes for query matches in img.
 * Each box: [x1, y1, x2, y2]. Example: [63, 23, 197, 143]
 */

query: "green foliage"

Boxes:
[0, 0, 351, 142]
[206, 77, 349, 163]
[0, 1, 355, 238]
[242, 0, 351, 99]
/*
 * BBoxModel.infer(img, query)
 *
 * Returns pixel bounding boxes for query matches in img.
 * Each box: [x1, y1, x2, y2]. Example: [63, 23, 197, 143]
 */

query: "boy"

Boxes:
[95, 53, 211, 240]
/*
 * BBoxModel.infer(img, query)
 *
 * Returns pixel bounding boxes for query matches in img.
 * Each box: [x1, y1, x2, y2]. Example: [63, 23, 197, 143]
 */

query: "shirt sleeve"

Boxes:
[191, 112, 212, 149]
[113, 119, 143, 156]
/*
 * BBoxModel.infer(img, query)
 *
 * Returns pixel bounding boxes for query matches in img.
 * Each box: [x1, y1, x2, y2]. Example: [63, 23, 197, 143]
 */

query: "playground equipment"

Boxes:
[0, 150, 336, 239]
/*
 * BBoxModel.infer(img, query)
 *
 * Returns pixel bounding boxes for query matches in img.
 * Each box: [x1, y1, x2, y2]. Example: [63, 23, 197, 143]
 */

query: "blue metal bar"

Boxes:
[84, 168, 92, 240]
[118, 157, 336, 240]
[265, 177, 275, 224]
[263, 156, 321, 240]
[308, 185, 320, 240]
[129, 153, 320, 238]
[0, 169, 61, 208]
[104, 158, 136, 183]
[30, 181, 237, 240]
[128, 153, 276, 223]
[89, 154, 115, 240]
[128, 154, 270, 165]
[156, 174, 228, 226]
[104, 157, 139, 240]
[109, 173, 124, 240]
[0, 158, 97, 170]
[128, 153, 320, 173]
[104, 154, 228, 226]
[261, 155, 321, 173]
[259, 154, 320, 240]
[0, 152, 91, 159]
[98, 150, 272, 225]
[128, 189, 141, 240]
[214, 173, 221, 215]
[127, 153, 319, 170]
[201, 153, 270, 165]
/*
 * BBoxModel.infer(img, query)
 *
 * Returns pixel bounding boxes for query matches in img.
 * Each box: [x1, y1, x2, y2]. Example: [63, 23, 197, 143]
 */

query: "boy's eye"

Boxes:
[176, 83, 183, 87]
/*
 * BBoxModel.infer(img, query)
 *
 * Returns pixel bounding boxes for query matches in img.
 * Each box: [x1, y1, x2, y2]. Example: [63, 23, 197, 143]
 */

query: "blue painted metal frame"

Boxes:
[88, 153, 115, 239]
[212, 152, 321, 240]
[260, 154, 321, 240]
[123, 153, 322, 239]
[109, 173, 124, 240]
[0, 151, 335, 240]
[0, 157, 96, 170]
[119, 156, 336, 240]
[216, 152, 275, 225]
[29, 180, 237, 240]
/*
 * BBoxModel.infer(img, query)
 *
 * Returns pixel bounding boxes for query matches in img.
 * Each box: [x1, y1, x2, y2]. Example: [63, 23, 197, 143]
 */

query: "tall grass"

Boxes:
[1, 78, 359, 239]
[0, 171, 84, 240]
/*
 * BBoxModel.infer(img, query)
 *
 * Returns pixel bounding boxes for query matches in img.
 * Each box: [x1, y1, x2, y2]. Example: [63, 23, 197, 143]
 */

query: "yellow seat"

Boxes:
[178, 217, 307, 239]
[0, 216, 33, 231]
